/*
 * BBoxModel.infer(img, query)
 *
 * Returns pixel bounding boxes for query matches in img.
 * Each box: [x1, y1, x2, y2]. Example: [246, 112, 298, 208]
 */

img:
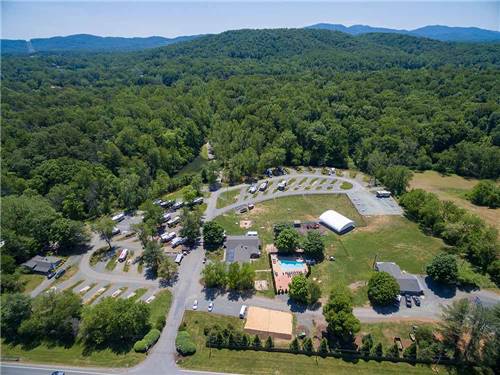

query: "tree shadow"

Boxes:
[159, 273, 178, 287]
[144, 267, 158, 281]
[228, 288, 255, 301]
[287, 298, 307, 313]
[372, 303, 400, 315]
[202, 286, 226, 300]
[424, 276, 457, 299]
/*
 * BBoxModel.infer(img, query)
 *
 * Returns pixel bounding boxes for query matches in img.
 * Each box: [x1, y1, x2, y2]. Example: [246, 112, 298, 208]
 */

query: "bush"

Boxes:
[367, 272, 400, 306]
[176, 331, 196, 356]
[156, 315, 166, 331]
[426, 253, 458, 284]
[265, 336, 274, 350]
[144, 329, 161, 347]
[469, 181, 500, 208]
[133, 340, 148, 353]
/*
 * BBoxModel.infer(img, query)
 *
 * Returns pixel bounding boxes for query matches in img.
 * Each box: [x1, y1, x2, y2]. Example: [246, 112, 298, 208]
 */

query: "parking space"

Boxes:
[347, 191, 403, 216]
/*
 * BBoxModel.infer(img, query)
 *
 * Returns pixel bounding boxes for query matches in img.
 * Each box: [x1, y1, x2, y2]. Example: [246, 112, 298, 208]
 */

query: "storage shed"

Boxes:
[319, 210, 355, 234]
[244, 306, 293, 340]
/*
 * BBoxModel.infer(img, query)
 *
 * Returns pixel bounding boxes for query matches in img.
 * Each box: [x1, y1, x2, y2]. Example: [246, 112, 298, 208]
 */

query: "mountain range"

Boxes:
[306, 24, 500, 43]
[1, 24, 499, 55]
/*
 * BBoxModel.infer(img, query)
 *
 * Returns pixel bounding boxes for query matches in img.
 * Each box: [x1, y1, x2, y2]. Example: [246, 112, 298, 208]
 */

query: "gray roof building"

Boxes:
[224, 235, 261, 263]
[375, 261, 424, 295]
[21, 255, 62, 275]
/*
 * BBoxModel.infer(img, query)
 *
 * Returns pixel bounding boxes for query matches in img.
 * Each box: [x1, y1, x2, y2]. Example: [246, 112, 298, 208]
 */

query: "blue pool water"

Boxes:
[279, 259, 306, 272]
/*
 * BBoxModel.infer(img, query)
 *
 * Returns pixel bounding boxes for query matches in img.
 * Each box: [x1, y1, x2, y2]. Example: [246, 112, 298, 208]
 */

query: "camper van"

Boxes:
[376, 190, 391, 198]
[111, 212, 125, 222]
[174, 253, 184, 264]
[167, 216, 181, 227]
[160, 232, 176, 243]
[239, 305, 247, 319]
[246, 231, 258, 237]
[192, 197, 204, 205]
[118, 248, 128, 262]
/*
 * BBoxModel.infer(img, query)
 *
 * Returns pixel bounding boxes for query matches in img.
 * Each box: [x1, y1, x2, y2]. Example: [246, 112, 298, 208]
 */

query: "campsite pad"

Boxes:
[240, 220, 252, 229]
[254, 280, 269, 291]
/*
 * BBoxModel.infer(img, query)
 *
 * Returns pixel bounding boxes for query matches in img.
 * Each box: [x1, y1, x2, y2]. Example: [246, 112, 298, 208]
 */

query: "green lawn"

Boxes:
[1, 290, 173, 367]
[340, 182, 353, 190]
[310, 216, 444, 304]
[216, 188, 241, 208]
[19, 274, 45, 293]
[175, 153, 210, 177]
[360, 322, 435, 348]
[105, 253, 118, 271]
[178, 311, 438, 375]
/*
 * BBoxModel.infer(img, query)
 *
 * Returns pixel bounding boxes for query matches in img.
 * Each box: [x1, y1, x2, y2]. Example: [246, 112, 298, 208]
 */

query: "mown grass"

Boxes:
[360, 321, 435, 348]
[216, 188, 241, 208]
[105, 253, 118, 271]
[148, 290, 172, 326]
[178, 311, 438, 375]
[19, 274, 45, 293]
[340, 181, 353, 190]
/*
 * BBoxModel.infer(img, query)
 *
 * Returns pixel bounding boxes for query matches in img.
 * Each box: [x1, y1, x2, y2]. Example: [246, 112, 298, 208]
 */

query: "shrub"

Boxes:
[176, 331, 196, 356]
[144, 328, 161, 347]
[367, 272, 400, 306]
[265, 336, 274, 350]
[179, 321, 187, 331]
[426, 253, 458, 284]
[133, 340, 148, 353]
[156, 315, 166, 331]
[318, 338, 329, 356]
[252, 334, 261, 349]
[302, 337, 313, 354]
[289, 337, 300, 352]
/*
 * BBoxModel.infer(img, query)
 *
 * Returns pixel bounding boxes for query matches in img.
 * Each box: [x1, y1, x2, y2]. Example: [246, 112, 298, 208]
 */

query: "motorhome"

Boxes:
[174, 253, 184, 264]
[160, 232, 176, 243]
[111, 213, 125, 222]
[376, 190, 391, 198]
[171, 237, 186, 248]
[118, 248, 128, 262]
[167, 216, 181, 227]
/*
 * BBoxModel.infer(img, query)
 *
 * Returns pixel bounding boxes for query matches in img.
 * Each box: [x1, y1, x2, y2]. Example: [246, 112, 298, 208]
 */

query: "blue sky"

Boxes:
[2, 1, 499, 39]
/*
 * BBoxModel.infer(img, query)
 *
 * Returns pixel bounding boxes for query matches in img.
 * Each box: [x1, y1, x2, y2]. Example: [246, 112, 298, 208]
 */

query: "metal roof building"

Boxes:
[319, 210, 355, 234]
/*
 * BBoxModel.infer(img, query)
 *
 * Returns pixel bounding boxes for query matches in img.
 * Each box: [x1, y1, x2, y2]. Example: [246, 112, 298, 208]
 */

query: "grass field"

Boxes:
[410, 171, 499, 231]
[175, 153, 209, 177]
[360, 321, 435, 348]
[214, 194, 443, 304]
[216, 188, 241, 208]
[1, 290, 172, 367]
[178, 311, 438, 375]
[19, 274, 45, 293]
[340, 181, 353, 190]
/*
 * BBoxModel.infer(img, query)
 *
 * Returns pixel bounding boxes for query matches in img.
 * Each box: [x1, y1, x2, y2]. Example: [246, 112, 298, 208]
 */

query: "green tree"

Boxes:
[93, 217, 115, 249]
[203, 221, 225, 250]
[140, 200, 164, 228]
[289, 274, 309, 304]
[132, 221, 156, 248]
[0, 293, 32, 341]
[50, 218, 89, 252]
[426, 253, 458, 284]
[237, 263, 255, 290]
[469, 180, 500, 208]
[367, 272, 400, 306]
[372, 342, 383, 357]
[227, 262, 241, 290]
[252, 334, 262, 349]
[275, 228, 300, 254]
[386, 343, 400, 358]
[302, 337, 313, 353]
[265, 336, 274, 350]
[379, 165, 413, 196]
[179, 208, 201, 246]
[142, 240, 165, 273]
[323, 290, 360, 340]
[202, 261, 227, 288]
[360, 334, 373, 356]
[302, 230, 325, 260]
[403, 342, 417, 359]
[182, 185, 198, 204]
[289, 337, 300, 352]
[318, 338, 329, 355]
[19, 290, 82, 344]
[80, 297, 150, 349]
[158, 256, 178, 281]
[307, 279, 321, 305]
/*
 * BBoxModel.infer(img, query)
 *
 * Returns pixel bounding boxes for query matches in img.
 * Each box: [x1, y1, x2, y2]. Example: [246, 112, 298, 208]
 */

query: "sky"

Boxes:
[2, 1, 499, 40]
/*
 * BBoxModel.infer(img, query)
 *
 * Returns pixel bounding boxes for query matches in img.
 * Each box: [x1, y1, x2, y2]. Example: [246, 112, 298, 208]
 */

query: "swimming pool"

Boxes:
[279, 259, 306, 272]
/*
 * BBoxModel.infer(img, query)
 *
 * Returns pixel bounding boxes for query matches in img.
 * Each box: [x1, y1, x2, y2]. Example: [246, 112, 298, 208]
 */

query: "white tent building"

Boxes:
[319, 210, 355, 234]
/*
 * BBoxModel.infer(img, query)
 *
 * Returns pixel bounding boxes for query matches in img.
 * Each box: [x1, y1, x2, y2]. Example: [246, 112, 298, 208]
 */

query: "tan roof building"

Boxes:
[243, 306, 293, 340]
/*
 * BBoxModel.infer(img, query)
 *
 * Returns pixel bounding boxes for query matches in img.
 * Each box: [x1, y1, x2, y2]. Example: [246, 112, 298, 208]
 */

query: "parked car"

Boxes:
[412, 296, 421, 306]
[248, 203, 255, 210]
[202, 257, 206, 264]
[161, 200, 174, 208]
[112, 227, 121, 236]
[153, 199, 163, 206]
[192, 300, 198, 310]
[167, 216, 181, 227]
[54, 268, 66, 279]
[51, 371, 65, 375]
[111, 212, 125, 222]
[277, 180, 287, 190]
[160, 232, 176, 243]
[208, 302, 214, 312]
[192, 197, 204, 205]
[248, 186, 257, 194]
[238, 206, 248, 214]
[47, 270, 56, 279]
[259, 181, 268, 191]
[161, 213, 172, 223]
[172, 201, 184, 210]
[405, 294, 412, 308]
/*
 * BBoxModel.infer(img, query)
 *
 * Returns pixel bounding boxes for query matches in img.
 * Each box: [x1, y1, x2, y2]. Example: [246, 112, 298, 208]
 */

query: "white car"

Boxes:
[248, 186, 257, 194]
[192, 300, 198, 310]
[208, 302, 213, 312]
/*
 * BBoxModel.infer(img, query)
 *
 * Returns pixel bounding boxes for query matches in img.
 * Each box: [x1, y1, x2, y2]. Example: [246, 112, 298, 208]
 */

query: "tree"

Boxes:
[318, 338, 329, 355]
[403, 342, 417, 359]
[307, 279, 321, 305]
[182, 185, 198, 204]
[252, 334, 261, 349]
[289, 275, 309, 304]
[302, 337, 313, 353]
[323, 290, 360, 340]
[302, 230, 325, 260]
[140, 200, 164, 228]
[19, 290, 82, 344]
[227, 262, 241, 290]
[469, 180, 500, 208]
[379, 165, 413, 196]
[79, 297, 150, 348]
[202, 261, 227, 288]
[386, 343, 400, 358]
[0, 293, 32, 341]
[142, 240, 165, 273]
[203, 221, 225, 250]
[265, 336, 274, 350]
[289, 337, 300, 352]
[426, 253, 458, 284]
[360, 334, 373, 356]
[237, 263, 255, 290]
[372, 342, 383, 357]
[179, 208, 201, 246]
[158, 256, 178, 281]
[93, 217, 115, 249]
[275, 228, 300, 254]
[367, 272, 400, 306]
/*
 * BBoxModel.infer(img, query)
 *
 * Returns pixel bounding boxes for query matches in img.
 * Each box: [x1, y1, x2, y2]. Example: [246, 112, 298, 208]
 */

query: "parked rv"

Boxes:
[111, 212, 125, 222]
[172, 201, 184, 210]
[192, 197, 204, 205]
[167, 216, 181, 227]
[161, 200, 174, 209]
[376, 190, 391, 198]
[171, 237, 186, 248]
[118, 248, 128, 262]
[248, 185, 257, 194]
[160, 232, 176, 243]
[175, 253, 184, 264]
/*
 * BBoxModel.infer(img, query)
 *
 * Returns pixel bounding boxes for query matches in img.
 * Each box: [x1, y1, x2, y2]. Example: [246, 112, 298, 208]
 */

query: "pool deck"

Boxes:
[270, 253, 308, 293]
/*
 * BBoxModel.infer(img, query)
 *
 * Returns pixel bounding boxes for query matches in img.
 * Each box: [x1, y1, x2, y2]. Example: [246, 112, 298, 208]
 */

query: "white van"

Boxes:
[175, 253, 184, 264]
[239, 305, 247, 319]
[171, 237, 186, 248]
[246, 231, 258, 237]
[376, 190, 391, 198]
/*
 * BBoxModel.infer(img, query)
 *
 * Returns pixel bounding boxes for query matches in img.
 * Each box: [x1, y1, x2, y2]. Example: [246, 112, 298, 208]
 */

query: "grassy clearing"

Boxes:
[128, 288, 148, 301]
[254, 270, 275, 298]
[361, 322, 435, 349]
[148, 290, 172, 326]
[105, 253, 118, 271]
[340, 181, 353, 190]
[410, 170, 499, 231]
[19, 274, 45, 293]
[66, 279, 85, 292]
[178, 311, 437, 375]
[216, 188, 241, 208]
[206, 248, 224, 262]
[310, 216, 444, 304]
[175, 154, 209, 177]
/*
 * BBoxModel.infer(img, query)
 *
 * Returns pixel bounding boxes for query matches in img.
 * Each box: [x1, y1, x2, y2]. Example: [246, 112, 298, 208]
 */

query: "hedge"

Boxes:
[176, 331, 196, 356]
[133, 328, 161, 353]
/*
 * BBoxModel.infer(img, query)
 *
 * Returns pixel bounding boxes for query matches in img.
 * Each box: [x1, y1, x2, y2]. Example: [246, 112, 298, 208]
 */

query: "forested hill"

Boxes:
[1, 28, 499, 232]
[307, 24, 500, 43]
[0, 33, 200, 54]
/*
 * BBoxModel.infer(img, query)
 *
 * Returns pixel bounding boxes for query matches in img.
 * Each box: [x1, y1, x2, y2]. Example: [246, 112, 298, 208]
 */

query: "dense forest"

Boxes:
[1, 29, 499, 263]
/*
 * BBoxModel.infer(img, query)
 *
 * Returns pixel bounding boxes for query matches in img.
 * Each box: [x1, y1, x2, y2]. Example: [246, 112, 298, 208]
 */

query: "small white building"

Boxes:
[319, 210, 355, 234]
